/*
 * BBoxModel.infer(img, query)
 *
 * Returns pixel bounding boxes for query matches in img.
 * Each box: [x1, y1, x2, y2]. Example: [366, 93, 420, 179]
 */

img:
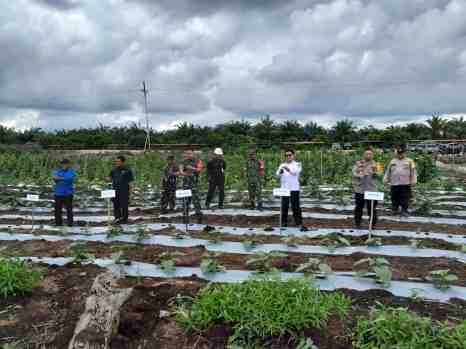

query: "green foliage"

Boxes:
[295, 258, 333, 278]
[354, 258, 392, 287]
[321, 233, 351, 251]
[364, 237, 382, 247]
[107, 225, 124, 238]
[200, 257, 225, 274]
[0, 259, 41, 298]
[354, 306, 466, 349]
[159, 251, 184, 273]
[427, 269, 459, 290]
[69, 243, 95, 262]
[134, 225, 150, 242]
[175, 276, 350, 345]
[245, 252, 287, 273]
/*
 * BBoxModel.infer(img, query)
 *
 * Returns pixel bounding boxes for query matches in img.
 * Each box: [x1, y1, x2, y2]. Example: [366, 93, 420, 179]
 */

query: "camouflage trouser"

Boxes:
[248, 179, 262, 207]
[160, 184, 176, 211]
[182, 177, 202, 215]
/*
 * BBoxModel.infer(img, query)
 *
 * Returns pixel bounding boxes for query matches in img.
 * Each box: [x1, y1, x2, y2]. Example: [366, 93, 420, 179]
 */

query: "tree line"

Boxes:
[0, 114, 465, 150]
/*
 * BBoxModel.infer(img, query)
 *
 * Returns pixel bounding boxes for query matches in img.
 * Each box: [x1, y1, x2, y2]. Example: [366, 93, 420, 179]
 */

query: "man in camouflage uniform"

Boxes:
[245, 150, 264, 210]
[160, 154, 178, 214]
[383, 146, 417, 217]
[180, 150, 203, 223]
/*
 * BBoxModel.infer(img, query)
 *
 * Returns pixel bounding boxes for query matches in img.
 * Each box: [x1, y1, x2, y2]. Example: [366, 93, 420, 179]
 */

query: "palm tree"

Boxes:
[331, 119, 356, 142]
[426, 114, 446, 139]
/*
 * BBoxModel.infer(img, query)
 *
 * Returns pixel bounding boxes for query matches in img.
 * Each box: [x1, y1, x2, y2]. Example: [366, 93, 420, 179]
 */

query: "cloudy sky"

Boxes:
[1, 0, 466, 131]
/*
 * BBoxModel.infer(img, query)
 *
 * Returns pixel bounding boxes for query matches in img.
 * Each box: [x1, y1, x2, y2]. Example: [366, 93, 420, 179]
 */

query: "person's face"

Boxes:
[62, 162, 70, 170]
[184, 151, 194, 160]
[363, 150, 373, 161]
[167, 157, 175, 164]
[115, 159, 124, 168]
[397, 151, 405, 159]
[285, 151, 294, 162]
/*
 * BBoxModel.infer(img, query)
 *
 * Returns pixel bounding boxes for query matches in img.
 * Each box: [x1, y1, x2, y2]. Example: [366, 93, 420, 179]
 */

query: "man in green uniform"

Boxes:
[160, 154, 179, 214]
[245, 150, 264, 210]
[179, 150, 203, 223]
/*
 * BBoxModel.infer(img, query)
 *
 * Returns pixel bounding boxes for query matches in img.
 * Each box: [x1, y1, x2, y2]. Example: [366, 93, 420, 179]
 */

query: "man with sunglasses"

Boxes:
[276, 149, 308, 231]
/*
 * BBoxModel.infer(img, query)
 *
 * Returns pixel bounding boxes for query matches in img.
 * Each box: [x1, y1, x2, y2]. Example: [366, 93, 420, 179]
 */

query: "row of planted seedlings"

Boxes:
[1, 252, 465, 348]
[2, 222, 465, 294]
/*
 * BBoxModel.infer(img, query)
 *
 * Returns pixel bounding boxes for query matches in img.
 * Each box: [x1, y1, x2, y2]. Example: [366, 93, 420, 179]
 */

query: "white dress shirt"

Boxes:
[276, 161, 301, 191]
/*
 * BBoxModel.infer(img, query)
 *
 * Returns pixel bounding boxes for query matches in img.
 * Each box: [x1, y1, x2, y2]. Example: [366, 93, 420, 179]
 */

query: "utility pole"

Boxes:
[141, 81, 151, 151]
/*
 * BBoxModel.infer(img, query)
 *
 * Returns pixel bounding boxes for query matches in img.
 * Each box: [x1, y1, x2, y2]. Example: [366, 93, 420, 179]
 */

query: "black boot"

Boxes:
[196, 213, 203, 224]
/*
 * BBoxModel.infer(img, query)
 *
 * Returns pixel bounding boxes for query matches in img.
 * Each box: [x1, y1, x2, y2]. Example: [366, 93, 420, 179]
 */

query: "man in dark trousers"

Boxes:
[160, 154, 179, 214]
[179, 150, 203, 223]
[53, 159, 76, 227]
[106, 156, 134, 224]
[205, 148, 226, 209]
[276, 149, 308, 231]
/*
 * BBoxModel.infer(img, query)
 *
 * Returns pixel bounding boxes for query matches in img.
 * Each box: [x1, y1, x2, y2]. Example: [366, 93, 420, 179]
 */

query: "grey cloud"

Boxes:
[34, 0, 81, 10]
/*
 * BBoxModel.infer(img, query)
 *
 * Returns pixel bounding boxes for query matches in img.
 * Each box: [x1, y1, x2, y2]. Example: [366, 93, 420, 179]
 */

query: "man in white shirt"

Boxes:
[276, 149, 307, 231]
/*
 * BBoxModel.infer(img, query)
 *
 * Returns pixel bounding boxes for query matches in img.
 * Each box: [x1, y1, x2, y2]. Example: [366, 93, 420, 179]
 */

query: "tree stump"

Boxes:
[68, 269, 132, 349]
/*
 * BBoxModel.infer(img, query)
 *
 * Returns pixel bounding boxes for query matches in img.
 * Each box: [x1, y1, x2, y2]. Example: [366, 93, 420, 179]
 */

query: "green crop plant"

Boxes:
[461, 245, 466, 254]
[242, 235, 263, 251]
[135, 225, 150, 242]
[354, 306, 466, 349]
[107, 225, 124, 238]
[281, 234, 303, 247]
[245, 252, 287, 273]
[321, 233, 351, 251]
[353, 257, 392, 287]
[159, 251, 184, 272]
[175, 276, 350, 346]
[296, 258, 332, 278]
[427, 269, 459, 290]
[0, 258, 42, 298]
[69, 243, 95, 263]
[200, 256, 225, 274]
[296, 338, 319, 349]
[206, 230, 223, 245]
[364, 237, 382, 247]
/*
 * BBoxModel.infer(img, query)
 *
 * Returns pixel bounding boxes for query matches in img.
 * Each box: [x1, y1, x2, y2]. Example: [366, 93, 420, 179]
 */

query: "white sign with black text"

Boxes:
[101, 190, 116, 199]
[176, 189, 192, 198]
[364, 191, 385, 201]
[273, 188, 291, 197]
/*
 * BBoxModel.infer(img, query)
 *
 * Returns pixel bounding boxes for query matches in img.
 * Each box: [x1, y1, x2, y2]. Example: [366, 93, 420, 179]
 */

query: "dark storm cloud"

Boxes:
[1, 0, 466, 130]
[34, 0, 81, 10]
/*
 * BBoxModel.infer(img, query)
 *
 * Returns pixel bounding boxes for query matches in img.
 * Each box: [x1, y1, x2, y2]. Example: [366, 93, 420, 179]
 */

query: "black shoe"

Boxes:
[300, 226, 309, 232]
[119, 219, 128, 224]
[218, 205, 224, 209]
[112, 218, 121, 225]
[257, 204, 263, 211]
[249, 203, 256, 210]
[196, 213, 203, 224]
[160, 209, 168, 214]
[205, 202, 210, 210]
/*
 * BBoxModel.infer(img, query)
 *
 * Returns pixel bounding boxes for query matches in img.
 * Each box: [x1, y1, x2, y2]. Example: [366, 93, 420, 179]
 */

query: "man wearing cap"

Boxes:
[276, 149, 308, 231]
[205, 148, 226, 209]
[53, 159, 76, 227]
[160, 154, 179, 214]
[352, 149, 381, 229]
[106, 155, 134, 224]
[245, 150, 264, 210]
[383, 147, 417, 217]
[179, 150, 203, 223]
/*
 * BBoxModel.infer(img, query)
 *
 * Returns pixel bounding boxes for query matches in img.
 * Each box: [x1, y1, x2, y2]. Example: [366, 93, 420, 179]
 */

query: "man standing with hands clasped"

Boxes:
[205, 148, 226, 209]
[384, 146, 417, 217]
[352, 149, 381, 229]
[276, 149, 308, 231]
[53, 159, 76, 227]
[106, 156, 134, 224]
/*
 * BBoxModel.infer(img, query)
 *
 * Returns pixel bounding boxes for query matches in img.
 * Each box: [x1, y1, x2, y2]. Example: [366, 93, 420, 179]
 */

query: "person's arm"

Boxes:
[410, 160, 418, 185]
[383, 161, 392, 184]
[276, 163, 284, 177]
[222, 160, 226, 171]
[105, 170, 112, 182]
[53, 170, 63, 181]
[287, 162, 301, 176]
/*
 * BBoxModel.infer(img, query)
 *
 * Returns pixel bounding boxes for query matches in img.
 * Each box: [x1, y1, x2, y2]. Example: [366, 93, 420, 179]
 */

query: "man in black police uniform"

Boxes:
[106, 155, 134, 224]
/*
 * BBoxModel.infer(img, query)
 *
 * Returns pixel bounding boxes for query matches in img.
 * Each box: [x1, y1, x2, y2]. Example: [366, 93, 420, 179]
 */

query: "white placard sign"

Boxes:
[176, 189, 192, 198]
[273, 188, 291, 197]
[26, 194, 40, 202]
[364, 191, 384, 201]
[101, 190, 116, 199]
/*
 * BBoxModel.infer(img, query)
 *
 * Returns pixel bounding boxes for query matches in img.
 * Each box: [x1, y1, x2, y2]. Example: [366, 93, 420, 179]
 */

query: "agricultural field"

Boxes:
[0, 149, 466, 348]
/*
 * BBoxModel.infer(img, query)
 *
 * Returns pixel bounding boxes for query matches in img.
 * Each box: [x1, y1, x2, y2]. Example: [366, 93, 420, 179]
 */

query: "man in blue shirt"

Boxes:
[53, 159, 76, 226]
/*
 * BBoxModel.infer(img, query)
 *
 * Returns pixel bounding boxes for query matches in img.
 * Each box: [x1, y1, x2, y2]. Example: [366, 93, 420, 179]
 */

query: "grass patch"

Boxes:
[175, 276, 350, 345]
[354, 306, 466, 349]
[0, 258, 42, 298]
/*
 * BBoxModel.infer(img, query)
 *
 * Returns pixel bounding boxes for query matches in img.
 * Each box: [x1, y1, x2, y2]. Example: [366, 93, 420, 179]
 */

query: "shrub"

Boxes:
[0, 259, 41, 298]
[175, 276, 350, 344]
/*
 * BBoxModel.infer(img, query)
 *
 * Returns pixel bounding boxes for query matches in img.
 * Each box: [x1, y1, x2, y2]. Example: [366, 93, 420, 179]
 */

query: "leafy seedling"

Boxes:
[461, 245, 466, 254]
[159, 251, 184, 273]
[242, 235, 263, 251]
[200, 257, 225, 274]
[365, 237, 382, 247]
[322, 233, 350, 251]
[410, 239, 420, 249]
[0, 258, 42, 298]
[427, 269, 458, 290]
[107, 225, 124, 238]
[410, 288, 426, 303]
[135, 225, 150, 242]
[207, 230, 223, 245]
[296, 337, 319, 349]
[281, 235, 302, 248]
[173, 231, 188, 240]
[246, 252, 287, 273]
[353, 257, 392, 287]
[296, 257, 333, 278]
[69, 243, 95, 263]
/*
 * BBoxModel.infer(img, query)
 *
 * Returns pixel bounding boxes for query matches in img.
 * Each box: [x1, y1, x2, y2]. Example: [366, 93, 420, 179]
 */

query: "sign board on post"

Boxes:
[364, 191, 384, 201]
[26, 194, 40, 202]
[101, 190, 116, 199]
[176, 189, 192, 198]
[273, 188, 291, 197]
